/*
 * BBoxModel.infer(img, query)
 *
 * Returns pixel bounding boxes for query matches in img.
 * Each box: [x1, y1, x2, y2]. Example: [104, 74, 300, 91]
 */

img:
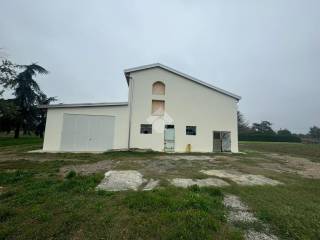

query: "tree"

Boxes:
[35, 93, 56, 138]
[0, 60, 17, 85]
[309, 126, 320, 139]
[0, 61, 49, 138]
[0, 99, 18, 133]
[237, 111, 250, 133]
[252, 121, 274, 133]
[277, 129, 292, 136]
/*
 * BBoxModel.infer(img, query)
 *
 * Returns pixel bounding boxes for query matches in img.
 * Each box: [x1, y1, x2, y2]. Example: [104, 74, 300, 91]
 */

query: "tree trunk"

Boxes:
[14, 123, 20, 139]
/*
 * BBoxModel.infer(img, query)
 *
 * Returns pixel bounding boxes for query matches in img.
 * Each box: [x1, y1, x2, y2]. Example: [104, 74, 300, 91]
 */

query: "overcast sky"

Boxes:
[0, 0, 319, 133]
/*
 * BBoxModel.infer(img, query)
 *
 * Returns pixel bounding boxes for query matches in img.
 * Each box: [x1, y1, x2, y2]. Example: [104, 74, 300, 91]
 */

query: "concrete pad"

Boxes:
[96, 170, 145, 191]
[246, 230, 278, 240]
[201, 170, 282, 186]
[170, 178, 229, 188]
[143, 179, 159, 191]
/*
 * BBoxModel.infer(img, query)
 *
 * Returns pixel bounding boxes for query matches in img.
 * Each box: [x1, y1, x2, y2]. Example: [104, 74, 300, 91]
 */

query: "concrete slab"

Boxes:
[170, 178, 229, 188]
[96, 170, 145, 191]
[201, 170, 282, 186]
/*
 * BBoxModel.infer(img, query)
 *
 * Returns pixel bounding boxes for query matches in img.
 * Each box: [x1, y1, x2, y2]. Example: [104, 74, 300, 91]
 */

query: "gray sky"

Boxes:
[1, 0, 319, 133]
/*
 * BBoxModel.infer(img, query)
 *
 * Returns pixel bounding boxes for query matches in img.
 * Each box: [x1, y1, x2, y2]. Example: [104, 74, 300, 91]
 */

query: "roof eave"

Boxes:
[39, 102, 128, 109]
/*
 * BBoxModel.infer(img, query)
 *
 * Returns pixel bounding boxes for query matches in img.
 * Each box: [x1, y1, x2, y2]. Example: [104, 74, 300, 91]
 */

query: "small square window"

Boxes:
[140, 124, 152, 134]
[186, 126, 196, 135]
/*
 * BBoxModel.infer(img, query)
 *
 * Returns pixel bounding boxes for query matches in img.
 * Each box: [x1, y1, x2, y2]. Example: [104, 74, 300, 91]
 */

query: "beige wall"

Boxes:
[128, 68, 239, 152]
[43, 105, 129, 151]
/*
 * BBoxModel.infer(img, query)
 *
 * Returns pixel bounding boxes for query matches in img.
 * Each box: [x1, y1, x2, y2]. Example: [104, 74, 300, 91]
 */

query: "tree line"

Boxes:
[0, 59, 55, 138]
[238, 111, 320, 143]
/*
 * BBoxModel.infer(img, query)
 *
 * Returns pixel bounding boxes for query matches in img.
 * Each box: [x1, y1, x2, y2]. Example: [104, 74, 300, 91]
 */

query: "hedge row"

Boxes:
[239, 133, 301, 143]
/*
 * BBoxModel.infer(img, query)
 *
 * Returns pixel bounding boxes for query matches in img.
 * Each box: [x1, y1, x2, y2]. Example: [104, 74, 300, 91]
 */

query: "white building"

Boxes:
[41, 63, 241, 153]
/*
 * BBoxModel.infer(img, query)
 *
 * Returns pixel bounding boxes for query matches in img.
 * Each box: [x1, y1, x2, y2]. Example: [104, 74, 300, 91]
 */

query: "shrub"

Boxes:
[65, 170, 76, 179]
[239, 133, 301, 143]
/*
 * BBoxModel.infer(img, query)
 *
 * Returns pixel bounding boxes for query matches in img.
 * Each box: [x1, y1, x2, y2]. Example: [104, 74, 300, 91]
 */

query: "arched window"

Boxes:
[152, 81, 165, 95]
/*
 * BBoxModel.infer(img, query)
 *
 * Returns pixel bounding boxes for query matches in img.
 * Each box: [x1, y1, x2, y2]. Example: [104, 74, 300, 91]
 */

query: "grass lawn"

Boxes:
[0, 136, 43, 147]
[0, 138, 320, 239]
[240, 141, 320, 161]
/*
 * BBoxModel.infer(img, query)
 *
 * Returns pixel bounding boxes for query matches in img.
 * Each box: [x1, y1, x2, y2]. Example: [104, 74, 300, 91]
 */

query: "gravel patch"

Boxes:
[60, 160, 116, 176]
[224, 194, 278, 240]
[245, 230, 278, 240]
[262, 153, 320, 179]
[223, 194, 257, 223]
[170, 178, 229, 188]
[223, 194, 249, 211]
[143, 179, 159, 191]
[201, 169, 282, 186]
[158, 155, 215, 161]
[158, 154, 238, 162]
[96, 170, 146, 191]
[229, 210, 257, 223]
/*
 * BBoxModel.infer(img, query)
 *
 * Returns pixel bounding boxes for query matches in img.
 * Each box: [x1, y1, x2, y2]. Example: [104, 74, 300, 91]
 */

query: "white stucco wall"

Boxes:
[128, 67, 239, 152]
[43, 105, 129, 151]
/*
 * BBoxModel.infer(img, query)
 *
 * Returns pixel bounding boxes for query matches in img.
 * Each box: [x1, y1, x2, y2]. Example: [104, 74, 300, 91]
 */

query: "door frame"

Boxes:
[164, 124, 175, 152]
[212, 131, 231, 152]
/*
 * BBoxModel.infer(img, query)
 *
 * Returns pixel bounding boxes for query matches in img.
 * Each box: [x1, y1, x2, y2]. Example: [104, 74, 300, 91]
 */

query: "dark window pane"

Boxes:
[186, 126, 196, 135]
[165, 125, 174, 129]
[140, 124, 152, 134]
[214, 132, 221, 139]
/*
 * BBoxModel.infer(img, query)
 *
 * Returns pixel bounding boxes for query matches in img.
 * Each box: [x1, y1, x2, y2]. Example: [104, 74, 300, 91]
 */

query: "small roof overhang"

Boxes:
[39, 102, 128, 109]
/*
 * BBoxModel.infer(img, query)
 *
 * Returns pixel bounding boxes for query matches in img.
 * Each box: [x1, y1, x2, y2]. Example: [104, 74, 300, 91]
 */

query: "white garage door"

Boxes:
[60, 114, 115, 152]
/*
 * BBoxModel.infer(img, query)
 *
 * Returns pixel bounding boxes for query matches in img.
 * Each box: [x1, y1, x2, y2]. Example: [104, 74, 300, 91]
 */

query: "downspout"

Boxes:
[127, 74, 134, 149]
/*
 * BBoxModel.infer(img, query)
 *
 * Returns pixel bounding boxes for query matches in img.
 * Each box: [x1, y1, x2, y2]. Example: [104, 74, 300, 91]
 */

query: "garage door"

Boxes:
[60, 114, 115, 152]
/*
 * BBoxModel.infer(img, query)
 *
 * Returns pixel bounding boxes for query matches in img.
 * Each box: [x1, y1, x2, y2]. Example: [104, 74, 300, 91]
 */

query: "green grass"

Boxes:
[1, 137, 320, 239]
[240, 141, 320, 160]
[0, 169, 242, 240]
[0, 136, 42, 147]
[226, 177, 320, 240]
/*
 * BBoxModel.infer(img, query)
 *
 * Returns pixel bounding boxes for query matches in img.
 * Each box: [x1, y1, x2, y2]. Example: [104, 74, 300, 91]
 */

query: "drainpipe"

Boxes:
[127, 74, 134, 149]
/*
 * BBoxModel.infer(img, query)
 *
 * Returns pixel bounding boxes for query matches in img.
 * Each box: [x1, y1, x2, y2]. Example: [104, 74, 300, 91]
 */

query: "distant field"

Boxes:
[240, 141, 320, 160]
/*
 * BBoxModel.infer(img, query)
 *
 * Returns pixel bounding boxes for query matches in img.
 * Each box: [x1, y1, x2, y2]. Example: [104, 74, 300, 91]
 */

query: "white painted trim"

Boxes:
[40, 102, 128, 109]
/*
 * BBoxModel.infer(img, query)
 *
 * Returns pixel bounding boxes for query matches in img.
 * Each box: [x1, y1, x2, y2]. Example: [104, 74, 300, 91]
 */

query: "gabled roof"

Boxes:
[124, 63, 241, 101]
[39, 102, 128, 109]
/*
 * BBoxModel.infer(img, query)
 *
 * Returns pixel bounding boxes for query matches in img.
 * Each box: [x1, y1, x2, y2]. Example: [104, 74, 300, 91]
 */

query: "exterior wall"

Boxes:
[128, 68, 239, 152]
[43, 105, 129, 151]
